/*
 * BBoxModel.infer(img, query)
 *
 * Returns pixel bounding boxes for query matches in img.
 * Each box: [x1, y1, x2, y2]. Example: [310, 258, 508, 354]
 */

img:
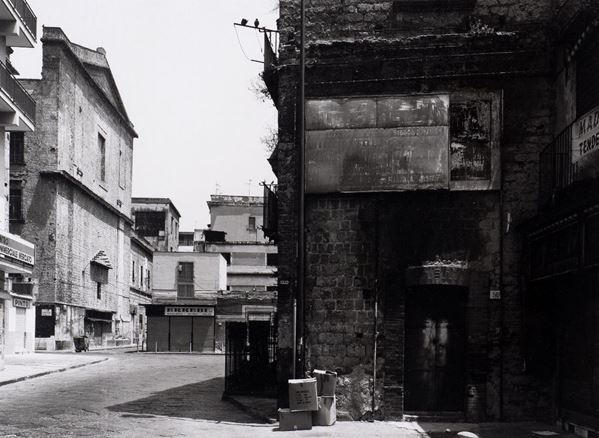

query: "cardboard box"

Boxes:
[288, 378, 318, 411]
[278, 409, 312, 431]
[313, 369, 337, 396]
[313, 396, 336, 426]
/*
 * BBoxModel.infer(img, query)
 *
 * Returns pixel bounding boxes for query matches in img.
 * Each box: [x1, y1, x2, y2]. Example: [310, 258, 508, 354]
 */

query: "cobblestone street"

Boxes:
[0, 351, 572, 438]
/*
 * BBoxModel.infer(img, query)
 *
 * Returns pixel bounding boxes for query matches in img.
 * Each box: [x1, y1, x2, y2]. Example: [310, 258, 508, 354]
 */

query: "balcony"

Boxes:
[540, 110, 599, 206]
[0, 0, 36, 48]
[6, 0, 35, 40]
[0, 60, 35, 127]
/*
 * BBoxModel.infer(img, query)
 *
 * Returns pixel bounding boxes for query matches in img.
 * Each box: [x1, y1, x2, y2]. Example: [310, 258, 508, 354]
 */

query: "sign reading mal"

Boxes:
[572, 106, 599, 163]
[165, 306, 214, 317]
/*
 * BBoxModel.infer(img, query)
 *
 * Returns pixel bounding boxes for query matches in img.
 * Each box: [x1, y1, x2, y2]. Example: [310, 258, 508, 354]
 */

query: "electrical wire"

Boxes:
[234, 23, 253, 62]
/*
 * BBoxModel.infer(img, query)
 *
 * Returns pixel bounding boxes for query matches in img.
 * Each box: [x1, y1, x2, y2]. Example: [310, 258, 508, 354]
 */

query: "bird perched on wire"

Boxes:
[254, 18, 260, 28]
[240, 18, 248, 26]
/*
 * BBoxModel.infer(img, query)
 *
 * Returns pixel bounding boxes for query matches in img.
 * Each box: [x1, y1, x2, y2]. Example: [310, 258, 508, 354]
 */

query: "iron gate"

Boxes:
[224, 317, 277, 397]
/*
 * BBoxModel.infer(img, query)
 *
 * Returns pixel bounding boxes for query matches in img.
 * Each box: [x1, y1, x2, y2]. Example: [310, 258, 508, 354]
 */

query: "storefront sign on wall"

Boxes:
[13, 298, 30, 308]
[572, 106, 599, 163]
[0, 231, 35, 267]
[165, 306, 214, 317]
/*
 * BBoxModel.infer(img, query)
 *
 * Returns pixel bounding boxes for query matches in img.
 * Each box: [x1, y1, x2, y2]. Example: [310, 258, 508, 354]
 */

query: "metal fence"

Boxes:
[6, 0, 36, 40]
[224, 319, 278, 397]
[0, 60, 35, 124]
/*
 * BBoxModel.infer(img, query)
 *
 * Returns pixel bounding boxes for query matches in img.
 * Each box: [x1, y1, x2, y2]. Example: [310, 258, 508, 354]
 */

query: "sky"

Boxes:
[12, 0, 279, 231]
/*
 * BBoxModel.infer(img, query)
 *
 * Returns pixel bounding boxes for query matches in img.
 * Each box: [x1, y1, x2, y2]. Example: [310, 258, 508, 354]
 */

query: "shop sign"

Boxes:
[0, 231, 34, 267]
[40, 308, 52, 316]
[165, 306, 214, 317]
[572, 106, 599, 163]
[13, 298, 30, 308]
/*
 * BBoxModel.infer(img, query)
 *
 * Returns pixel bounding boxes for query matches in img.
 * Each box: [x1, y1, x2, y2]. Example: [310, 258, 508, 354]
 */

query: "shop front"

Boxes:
[0, 230, 35, 368]
[145, 304, 216, 352]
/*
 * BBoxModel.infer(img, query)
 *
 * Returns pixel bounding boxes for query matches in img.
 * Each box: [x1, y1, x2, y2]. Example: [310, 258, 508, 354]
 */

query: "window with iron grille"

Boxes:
[9, 181, 22, 221]
[10, 132, 24, 165]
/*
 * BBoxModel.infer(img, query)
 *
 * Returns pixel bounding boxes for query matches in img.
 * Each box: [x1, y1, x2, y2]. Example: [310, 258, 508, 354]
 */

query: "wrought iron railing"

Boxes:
[0, 60, 35, 123]
[6, 0, 36, 40]
[12, 282, 33, 295]
[539, 124, 576, 204]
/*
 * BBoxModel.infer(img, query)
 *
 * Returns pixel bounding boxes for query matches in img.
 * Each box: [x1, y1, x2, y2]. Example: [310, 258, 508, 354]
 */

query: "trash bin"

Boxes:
[73, 336, 89, 352]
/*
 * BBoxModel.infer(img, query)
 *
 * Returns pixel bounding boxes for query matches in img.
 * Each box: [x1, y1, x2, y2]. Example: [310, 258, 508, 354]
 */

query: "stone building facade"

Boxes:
[129, 231, 153, 349]
[267, 0, 559, 422]
[11, 27, 137, 351]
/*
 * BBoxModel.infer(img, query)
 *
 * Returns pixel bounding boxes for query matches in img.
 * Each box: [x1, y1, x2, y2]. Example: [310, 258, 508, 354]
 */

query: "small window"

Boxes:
[248, 216, 256, 230]
[132, 261, 135, 283]
[146, 269, 151, 289]
[140, 266, 144, 288]
[96, 282, 102, 299]
[266, 253, 278, 266]
[98, 133, 106, 182]
[9, 181, 22, 221]
[10, 132, 24, 165]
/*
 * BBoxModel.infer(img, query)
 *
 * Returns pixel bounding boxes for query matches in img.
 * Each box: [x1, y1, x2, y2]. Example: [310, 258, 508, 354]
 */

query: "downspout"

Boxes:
[498, 91, 505, 421]
[296, 0, 306, 379]
[371, 195, 380, 419]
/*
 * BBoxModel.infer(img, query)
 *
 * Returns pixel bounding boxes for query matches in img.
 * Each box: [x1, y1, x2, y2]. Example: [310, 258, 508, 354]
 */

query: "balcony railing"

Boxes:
[6, 0, 36, 40]
[0, 60, 34, 124]
[12, 282, 33, 296]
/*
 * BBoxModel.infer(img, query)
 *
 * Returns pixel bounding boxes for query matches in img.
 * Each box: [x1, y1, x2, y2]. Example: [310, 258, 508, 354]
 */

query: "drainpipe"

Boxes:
[371, 195, 381, 419]
[296, 0, 306, 379]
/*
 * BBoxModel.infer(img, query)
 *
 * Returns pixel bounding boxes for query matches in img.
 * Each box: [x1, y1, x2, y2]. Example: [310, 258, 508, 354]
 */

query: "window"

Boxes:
[140, 266, 144, 288]
[9, 181, 22, 221]
[97, 283, 102, 299]
[248, 216, 256, 230]
[98, 133, 106, 182]
[266, 253, 278, 267]
[146, 268, 151, 289]
[177, 262, 194, 298]
[9, 132, 24, 165]
[132, 261, 135, 283]
[577, 33, 599, 117]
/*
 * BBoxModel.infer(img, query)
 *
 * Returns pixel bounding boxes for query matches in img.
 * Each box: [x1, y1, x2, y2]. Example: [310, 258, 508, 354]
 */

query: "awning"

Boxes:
[84, 317, 112, 323]
[90, 250, 113, 269]
[85, 309, 113, 323]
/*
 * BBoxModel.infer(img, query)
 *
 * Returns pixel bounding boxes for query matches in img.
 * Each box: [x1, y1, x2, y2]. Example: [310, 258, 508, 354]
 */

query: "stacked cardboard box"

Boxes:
[278, 370, 337, 431]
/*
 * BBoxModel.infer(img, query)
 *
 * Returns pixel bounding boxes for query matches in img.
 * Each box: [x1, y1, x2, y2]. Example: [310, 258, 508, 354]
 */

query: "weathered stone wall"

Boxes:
[271, 0, 556, 421]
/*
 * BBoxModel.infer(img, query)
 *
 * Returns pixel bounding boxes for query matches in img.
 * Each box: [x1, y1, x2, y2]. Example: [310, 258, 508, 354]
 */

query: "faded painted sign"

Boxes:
[572, 106, 599, 163]
[450, 100, 492, 181]
[306, 95, 449, 193]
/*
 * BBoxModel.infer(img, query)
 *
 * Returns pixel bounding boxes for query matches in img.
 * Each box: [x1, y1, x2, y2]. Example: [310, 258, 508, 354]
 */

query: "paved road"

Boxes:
[0, 352, 270, 437]
[0, 351, 573, 438]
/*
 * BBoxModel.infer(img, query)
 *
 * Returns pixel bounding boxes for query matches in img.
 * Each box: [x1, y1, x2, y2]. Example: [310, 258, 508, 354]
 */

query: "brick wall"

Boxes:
[271, 0, 555, 421]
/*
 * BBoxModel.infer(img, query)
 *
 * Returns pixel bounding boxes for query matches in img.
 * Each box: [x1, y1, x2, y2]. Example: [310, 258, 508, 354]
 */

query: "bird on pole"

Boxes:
[241, 18, 248, 26]
[254, 18, 260, 28]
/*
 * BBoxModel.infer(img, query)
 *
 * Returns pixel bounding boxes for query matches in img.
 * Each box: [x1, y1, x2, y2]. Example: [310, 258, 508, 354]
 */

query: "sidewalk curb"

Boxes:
[222, 394, 278, 424]
[0, 357, 109, 387]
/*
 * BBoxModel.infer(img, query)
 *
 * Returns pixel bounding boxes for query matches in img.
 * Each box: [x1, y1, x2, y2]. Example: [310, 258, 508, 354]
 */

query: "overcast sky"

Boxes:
[12, 0, 278, 231]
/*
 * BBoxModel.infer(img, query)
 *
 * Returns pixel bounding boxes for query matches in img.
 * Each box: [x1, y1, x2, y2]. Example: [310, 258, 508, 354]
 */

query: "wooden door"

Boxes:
[405, 287, 466, 412]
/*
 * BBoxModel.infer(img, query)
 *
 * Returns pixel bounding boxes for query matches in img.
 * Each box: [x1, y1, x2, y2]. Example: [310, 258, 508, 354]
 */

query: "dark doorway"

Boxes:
[404, 286, 466, 412]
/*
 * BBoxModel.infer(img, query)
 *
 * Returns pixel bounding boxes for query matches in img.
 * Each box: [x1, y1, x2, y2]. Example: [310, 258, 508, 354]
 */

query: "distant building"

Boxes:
[197, 195, 277, 292]
[145, 251, 226, 352]
[178, 231, 194, 252]
[0, 0, 37, 364]
[129, 232, 153, 348]
[132, 198, 180, 252]
[12, 27, 137, 351]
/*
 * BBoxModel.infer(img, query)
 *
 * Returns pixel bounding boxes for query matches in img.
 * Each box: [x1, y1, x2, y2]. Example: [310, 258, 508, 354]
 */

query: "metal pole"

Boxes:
[297, 0, 306, 379]
[292, 298, 297, 379]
